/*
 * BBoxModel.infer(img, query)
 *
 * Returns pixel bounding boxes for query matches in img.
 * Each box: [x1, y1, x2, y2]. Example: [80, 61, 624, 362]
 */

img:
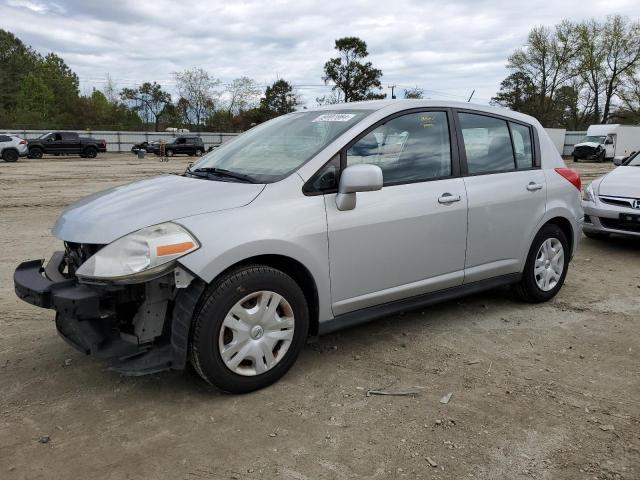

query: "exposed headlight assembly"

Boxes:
[76, 222, 199, 283]
[582, 182, 595, 202]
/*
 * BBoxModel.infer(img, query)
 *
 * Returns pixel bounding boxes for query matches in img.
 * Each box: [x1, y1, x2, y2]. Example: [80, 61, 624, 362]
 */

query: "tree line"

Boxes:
[0, 30, 301, 131]
[492, 15, 640, 128]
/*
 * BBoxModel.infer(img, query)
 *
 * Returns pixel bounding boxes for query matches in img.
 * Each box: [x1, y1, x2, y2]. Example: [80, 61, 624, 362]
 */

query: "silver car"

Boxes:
[14, 100, 583, 392]
[582, 151, 640, 238]
[0, 133, 29, 162]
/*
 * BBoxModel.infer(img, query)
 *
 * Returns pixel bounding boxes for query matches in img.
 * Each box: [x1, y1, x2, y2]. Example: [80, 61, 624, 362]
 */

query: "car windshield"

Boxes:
[583, 135, 606, 143]
[189, 110, 372, 183]
[627, 152, 640, 166]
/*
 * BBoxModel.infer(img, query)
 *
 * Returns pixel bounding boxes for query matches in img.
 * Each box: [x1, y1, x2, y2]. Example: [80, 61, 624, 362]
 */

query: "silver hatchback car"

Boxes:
[14, 101, 583, 392]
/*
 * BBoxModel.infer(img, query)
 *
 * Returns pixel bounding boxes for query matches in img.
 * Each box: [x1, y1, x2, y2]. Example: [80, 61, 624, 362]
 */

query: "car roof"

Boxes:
[307, 99, 540, 126]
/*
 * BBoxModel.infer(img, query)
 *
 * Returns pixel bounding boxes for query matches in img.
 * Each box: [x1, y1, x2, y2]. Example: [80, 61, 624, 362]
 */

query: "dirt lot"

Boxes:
[1, 154, 639, 480]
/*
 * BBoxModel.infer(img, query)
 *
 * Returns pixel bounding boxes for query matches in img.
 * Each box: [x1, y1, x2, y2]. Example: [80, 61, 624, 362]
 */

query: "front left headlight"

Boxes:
[76, 222, 199, 283]
[582, 182, 595, 202]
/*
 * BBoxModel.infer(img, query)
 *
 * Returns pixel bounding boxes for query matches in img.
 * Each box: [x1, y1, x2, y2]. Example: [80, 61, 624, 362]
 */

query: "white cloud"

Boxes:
[1, 0, 639, 105]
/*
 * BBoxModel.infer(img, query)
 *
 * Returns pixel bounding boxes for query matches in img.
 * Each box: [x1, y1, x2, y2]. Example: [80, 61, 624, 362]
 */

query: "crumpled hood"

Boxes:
[597, 166, 640, 198]
[574, 141, 601, 149]
[53, 175, 265, 244]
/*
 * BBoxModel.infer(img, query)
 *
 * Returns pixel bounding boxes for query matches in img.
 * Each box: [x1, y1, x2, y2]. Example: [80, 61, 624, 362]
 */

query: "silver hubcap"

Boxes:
[218, 291, 295, 376]
[534, 238, 564, 291]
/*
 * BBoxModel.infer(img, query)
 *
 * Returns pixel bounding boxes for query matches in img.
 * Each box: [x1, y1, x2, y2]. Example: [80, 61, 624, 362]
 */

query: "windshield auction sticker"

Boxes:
[312, 114, 356, 122]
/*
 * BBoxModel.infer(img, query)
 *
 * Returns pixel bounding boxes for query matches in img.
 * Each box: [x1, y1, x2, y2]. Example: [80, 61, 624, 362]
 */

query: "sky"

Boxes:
[1, 0, 639, 107]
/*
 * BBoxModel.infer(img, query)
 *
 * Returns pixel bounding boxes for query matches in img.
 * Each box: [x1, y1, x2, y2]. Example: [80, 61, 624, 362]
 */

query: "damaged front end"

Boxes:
[14, 243, 205, 376]
[572, 143, 604, 161]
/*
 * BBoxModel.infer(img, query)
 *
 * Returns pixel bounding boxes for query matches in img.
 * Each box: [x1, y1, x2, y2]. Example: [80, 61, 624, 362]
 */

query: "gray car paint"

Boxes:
[52, 174, 265, 244]
[583, 165, 640, 237]
[50, 99, 583, 326]
[596, 166, 640, 198]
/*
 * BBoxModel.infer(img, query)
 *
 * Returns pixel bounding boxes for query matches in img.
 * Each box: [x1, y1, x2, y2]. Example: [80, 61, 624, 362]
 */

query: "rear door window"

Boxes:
[458, 113, 515, 174]
[0, 135, 11, 142]
[509, 122, 533, 169]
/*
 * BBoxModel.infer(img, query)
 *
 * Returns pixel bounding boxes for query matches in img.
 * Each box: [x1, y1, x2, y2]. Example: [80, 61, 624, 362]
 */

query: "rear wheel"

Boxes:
[2, 149, 19, 162]
[29, 147, 43, 159]
[84, 146, 98, 158]
[195, 148, 203, 157]
[190, 265, 309, 393]
[513, 224, 569, 303]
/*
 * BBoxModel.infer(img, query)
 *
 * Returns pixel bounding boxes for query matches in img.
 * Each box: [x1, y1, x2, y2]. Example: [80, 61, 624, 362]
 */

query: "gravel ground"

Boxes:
[1, 153, 638, 480]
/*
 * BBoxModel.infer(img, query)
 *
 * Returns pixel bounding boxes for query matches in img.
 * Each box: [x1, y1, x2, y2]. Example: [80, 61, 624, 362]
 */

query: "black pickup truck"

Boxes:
[28, 132, 107, 158]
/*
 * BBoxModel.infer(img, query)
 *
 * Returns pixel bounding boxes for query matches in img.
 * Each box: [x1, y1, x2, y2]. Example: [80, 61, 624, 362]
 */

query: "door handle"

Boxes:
[438, 193, 461, 204]
[527, 182, 543, 191]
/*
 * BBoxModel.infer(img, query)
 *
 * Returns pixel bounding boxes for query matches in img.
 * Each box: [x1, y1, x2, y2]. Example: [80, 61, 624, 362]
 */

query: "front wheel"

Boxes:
[573, 156, 579, 162]
[513, 224, 569, 303]
[190, 265, 309, 393]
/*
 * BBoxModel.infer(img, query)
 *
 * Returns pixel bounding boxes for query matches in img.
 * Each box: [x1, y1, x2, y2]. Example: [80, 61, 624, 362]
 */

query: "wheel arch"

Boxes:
[2, 147, 19, 160]
[544, 216, 575, 257]
[209, 254, 320, 337]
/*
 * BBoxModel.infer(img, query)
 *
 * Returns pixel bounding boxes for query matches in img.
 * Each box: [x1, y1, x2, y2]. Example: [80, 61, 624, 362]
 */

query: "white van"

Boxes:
[572, 124, 640, 162]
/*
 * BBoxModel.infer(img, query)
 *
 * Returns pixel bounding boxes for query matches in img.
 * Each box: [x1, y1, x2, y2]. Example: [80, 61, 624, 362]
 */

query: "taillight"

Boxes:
[19, 139, 28, 144]
[555, 167, 581, 191]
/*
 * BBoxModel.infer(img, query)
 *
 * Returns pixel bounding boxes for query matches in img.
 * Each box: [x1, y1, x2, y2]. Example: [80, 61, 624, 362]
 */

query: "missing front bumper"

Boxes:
[13, 253, 197, 376]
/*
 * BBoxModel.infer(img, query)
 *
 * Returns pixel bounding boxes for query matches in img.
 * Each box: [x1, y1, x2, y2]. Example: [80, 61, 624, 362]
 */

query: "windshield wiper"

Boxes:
[186, 166, 257, 183]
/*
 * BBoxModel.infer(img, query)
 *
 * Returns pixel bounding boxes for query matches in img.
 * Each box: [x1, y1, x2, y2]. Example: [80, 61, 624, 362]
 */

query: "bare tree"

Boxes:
[173, 68, 221, 128]
[599, 15, 640, 122]
[619, 75, 640, 122]
[102, 73, 118, 104]
[508, 21, 578, 124]
[225, 77, 261, 115]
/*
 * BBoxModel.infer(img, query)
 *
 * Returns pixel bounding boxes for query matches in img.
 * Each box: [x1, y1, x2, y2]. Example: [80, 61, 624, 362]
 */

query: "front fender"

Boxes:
[175, 177, 333, 322]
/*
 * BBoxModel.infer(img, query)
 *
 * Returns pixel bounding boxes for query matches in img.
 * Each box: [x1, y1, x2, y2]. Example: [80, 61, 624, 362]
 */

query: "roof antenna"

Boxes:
[467, 90, 475, 102]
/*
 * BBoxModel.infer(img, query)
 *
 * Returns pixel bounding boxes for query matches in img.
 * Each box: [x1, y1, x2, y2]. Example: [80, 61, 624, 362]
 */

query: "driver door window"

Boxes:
[346, 111, 452, 185]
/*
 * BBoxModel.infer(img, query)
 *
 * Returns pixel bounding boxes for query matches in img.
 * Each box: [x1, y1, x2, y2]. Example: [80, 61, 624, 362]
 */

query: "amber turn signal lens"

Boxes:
[156, 241, 195, 257]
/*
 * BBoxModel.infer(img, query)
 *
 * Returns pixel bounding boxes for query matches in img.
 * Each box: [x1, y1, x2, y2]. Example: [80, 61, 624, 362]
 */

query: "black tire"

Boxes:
[166, 149, 174, 157]
[29, 147, 43, 159]
[190, 265, 309, 393]
[195, 149, 203, 157]
[2, 149, 19, 162]
[597, 150, 606, 162]
[84, 146, 98, 158]
[513, 224, 570, 303]
[584, 230, 610, 240]
[573, 156, 579, 162]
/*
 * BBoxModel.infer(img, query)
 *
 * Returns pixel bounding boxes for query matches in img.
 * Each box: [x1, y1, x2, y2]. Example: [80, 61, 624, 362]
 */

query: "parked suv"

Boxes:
[0, 133, 29, 162]
[14, 101, 583, 393]
[147, 136, 205, 157]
